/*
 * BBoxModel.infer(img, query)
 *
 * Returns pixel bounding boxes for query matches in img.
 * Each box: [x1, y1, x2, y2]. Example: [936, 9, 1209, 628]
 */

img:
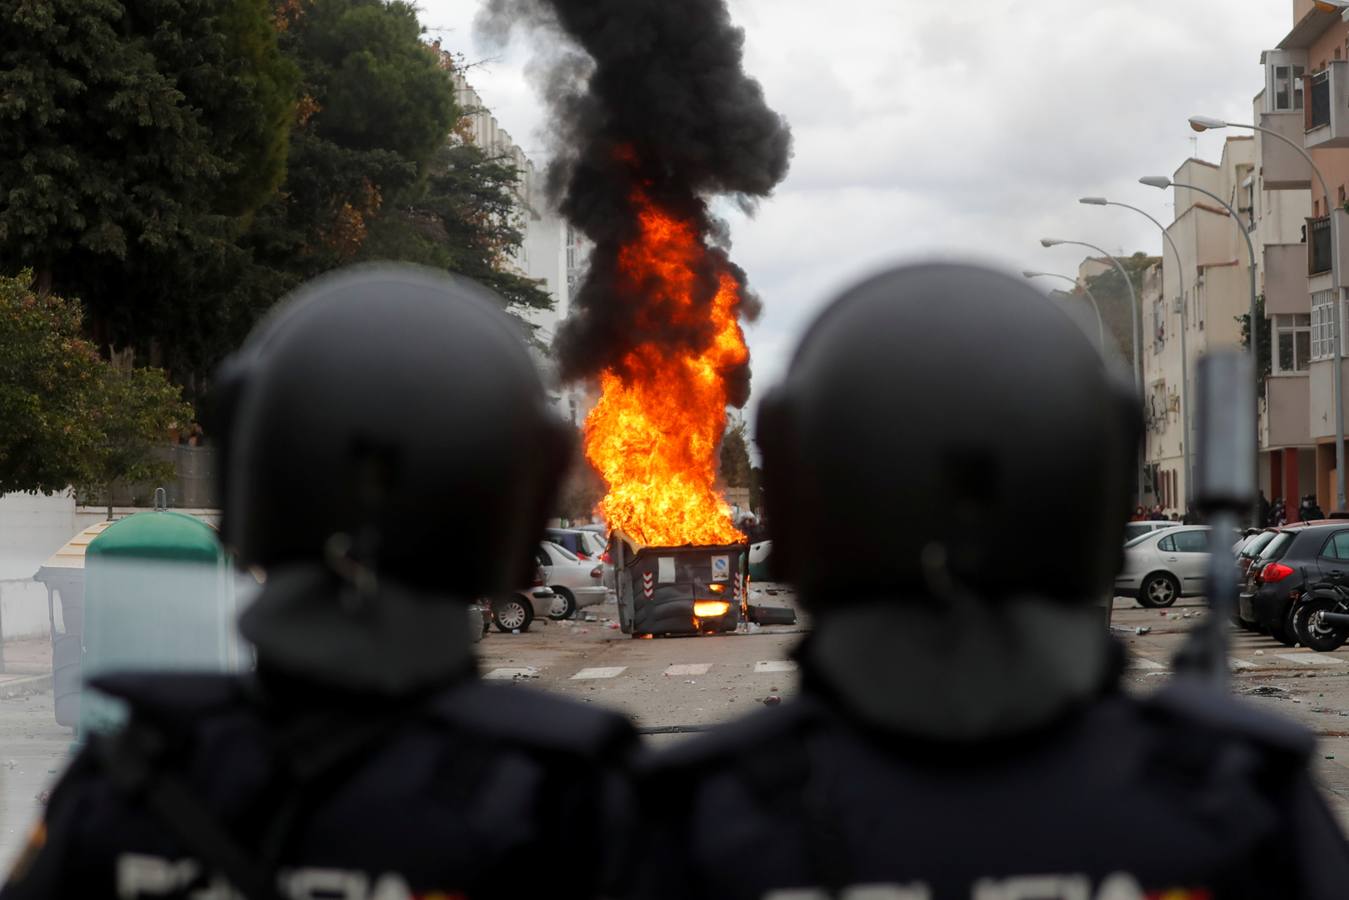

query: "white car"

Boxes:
[1114, 526, 1215, 608]
[1122, 520, 1179, 543]
[537, 541, 610, 619]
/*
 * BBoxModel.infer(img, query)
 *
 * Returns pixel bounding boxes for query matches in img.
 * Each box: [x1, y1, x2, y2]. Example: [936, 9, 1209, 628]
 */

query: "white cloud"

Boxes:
[418, 0, 1291, 414]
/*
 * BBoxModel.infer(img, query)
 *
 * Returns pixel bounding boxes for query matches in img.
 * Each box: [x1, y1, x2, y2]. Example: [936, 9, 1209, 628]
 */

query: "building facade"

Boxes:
[1249, 1, 1349, 515]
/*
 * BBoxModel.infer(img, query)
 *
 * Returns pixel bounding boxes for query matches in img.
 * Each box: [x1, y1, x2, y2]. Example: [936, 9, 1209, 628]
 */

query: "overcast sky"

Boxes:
[418, 0, 1291, 402]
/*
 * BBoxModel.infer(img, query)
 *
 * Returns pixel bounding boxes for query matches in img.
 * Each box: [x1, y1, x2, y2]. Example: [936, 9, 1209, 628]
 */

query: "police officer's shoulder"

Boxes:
[433, 680, 637, 759]
[1141, 678, 1315, 760]
[643, 695, 818, 776]
[88, 672, 245, 724]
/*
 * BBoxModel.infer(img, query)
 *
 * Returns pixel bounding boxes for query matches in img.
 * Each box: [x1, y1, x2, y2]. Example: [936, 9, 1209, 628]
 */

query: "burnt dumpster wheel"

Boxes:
[547, 588, 576, 621]
[492, 595, 534, 633]
[1294, 598, 1349, 652]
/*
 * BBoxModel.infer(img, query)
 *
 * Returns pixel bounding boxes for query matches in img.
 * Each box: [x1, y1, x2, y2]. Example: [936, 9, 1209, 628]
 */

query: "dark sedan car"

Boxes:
[1239, 521, 1349, 645]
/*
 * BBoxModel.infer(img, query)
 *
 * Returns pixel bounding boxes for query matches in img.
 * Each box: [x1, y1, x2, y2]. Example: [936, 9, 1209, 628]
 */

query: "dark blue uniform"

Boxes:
[640, 666, 1349, 900]
[3, 672, 635, 900]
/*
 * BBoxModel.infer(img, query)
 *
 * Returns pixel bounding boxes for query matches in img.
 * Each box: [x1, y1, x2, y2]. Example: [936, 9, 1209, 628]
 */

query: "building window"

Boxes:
[1275, 314, 1312, 372]
[1274, 64, 1306, 110]
[1312, 290, 1338, 360]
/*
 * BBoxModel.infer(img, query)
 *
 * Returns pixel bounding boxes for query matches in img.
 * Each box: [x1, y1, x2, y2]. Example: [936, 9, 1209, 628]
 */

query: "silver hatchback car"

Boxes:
[1114, 526, 1212, 608]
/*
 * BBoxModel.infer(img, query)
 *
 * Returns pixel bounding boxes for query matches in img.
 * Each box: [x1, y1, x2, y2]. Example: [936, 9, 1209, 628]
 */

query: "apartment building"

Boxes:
[1255, 0, 1349, 514]
[1135, 135, 1311, 516]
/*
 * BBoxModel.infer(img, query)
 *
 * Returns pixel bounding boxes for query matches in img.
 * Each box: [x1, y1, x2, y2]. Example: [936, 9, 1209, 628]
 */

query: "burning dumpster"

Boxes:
[613, 532, 748, 636]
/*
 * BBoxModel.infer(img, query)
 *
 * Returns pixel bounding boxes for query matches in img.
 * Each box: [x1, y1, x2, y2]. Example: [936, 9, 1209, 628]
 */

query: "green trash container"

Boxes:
[80, 511, 242, 736]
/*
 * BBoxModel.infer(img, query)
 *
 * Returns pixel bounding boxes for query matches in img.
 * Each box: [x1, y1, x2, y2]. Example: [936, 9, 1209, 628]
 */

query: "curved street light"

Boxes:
[1080, 196, 1193, 509]
[1021, 270, 1106, 348]
[1188, 114, 1345, 511]
[1039, 238, 1142, 395]
[1040, 237, 1144, 506]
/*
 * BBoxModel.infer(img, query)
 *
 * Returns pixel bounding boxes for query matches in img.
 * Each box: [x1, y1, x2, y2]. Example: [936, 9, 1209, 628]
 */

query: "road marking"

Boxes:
[572, 667, 627, 680]
[484, 667, 539, 680]
[665, 664, 711, 676]
[1275, 653, 1347, 666]
[1130, 657, 1165, 670]
[754, 660, 798, 674]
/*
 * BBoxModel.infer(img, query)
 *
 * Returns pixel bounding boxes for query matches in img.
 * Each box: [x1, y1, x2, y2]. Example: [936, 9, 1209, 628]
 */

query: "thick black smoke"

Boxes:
[477, 0, 792, 405]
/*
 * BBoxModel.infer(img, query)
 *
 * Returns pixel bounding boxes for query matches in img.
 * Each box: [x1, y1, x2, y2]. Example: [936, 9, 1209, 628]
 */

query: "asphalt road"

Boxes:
[2, 585, 1349, 874]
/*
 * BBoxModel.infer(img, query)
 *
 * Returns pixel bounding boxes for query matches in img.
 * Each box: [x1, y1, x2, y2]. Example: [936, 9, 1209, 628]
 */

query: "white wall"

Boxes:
[0, 491, 77, 638]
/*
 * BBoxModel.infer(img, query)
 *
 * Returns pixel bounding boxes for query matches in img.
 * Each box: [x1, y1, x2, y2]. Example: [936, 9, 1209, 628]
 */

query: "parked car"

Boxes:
[1122, 520, 1178, 543]
[1240, 521, 1349, 646]
[537, 541, 609, 620]
[488, 565, 557, 633]
[1116, 526, 1217, 608]
[1235, 529, 1279, 578]
[545, 527, 606, 560]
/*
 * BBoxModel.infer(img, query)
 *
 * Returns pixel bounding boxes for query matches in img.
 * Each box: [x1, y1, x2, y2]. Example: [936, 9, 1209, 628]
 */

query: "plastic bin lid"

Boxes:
[86, 511, 221, 563]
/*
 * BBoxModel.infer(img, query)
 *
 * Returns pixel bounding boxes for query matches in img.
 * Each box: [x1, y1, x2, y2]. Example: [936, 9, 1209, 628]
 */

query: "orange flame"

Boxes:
[584, 191, 748, 547]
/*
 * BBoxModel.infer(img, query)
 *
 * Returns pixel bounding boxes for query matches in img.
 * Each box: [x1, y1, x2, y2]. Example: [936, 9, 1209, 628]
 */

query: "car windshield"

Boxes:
[547, 541, 580, 563]
[1258, 532, 1296, 562]
[1240, 532, 1276, 558]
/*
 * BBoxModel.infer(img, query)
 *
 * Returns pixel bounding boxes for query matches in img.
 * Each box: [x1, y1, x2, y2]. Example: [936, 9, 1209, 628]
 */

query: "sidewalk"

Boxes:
[0, 638, 51, 697]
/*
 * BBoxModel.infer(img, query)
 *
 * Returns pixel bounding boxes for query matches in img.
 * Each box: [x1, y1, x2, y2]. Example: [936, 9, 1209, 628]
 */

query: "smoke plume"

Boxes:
[477, 0, 792, 405]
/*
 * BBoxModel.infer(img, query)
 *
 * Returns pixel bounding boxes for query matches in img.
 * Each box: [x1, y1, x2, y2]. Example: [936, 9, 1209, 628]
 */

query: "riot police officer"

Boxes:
[639, 262, 1349, 899]
[3, 266, 636, 899]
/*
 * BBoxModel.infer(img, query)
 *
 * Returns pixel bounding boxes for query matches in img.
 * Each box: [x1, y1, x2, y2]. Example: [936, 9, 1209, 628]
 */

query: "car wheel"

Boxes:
[492, 595, 534, 633]
[1269, 603, 1299, 647]
[1139, 573, 1179, 609]
[548, 587, 577, 621]
[1294, 598, 1349, 652]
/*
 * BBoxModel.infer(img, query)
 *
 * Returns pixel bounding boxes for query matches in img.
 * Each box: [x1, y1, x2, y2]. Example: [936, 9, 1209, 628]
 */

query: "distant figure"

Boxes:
[1304, 494, 1326, 521]
[1149, 504, 1166, 521]
[1132, 505, 1146, 521]
[1257, 489, 1270, 530]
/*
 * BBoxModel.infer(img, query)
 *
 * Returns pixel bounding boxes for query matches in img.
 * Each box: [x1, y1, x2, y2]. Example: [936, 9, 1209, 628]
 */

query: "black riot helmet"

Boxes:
[212, 265, 571, 598]
[757, 262, 1141, 607]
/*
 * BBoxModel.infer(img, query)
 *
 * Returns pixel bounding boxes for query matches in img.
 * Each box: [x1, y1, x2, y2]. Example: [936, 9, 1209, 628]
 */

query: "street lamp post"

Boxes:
[1189, 114, 1345, 511]
[1140, 175, 1259, 523]
[1021, 270, 1106, 348]
[1040, 238, 1144, 505]
[1080, 197, 1193, 511]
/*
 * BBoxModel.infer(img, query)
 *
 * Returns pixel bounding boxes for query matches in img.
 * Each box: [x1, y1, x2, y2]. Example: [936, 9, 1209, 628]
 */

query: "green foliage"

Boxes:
[1082, 252, 1158, 368]
[719, 417, 753, 489]
[360, 140, 553, 319]
[1237, 294, 1273, 386]
[0, 0, 297, 392]
[2, 0, 554, 402]
[0, 273, 191, 496]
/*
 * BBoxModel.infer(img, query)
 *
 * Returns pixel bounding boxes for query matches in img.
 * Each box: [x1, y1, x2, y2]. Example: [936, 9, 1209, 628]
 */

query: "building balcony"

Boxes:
[1264, 374, 1311, 450]
[1267, 243, 1312, 315]
[1310, 215, 1333, 275]
[1266, 375, 1312, 450]
[1259, 111, 1312, 190]
[1306, 210, 1349, 285]
[1304, 61, 1349, 150]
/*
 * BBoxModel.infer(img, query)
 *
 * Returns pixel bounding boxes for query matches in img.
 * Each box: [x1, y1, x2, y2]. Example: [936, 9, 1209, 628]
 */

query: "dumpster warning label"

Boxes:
[658, 557, 676, 584]
[711, 555, 730, 582]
